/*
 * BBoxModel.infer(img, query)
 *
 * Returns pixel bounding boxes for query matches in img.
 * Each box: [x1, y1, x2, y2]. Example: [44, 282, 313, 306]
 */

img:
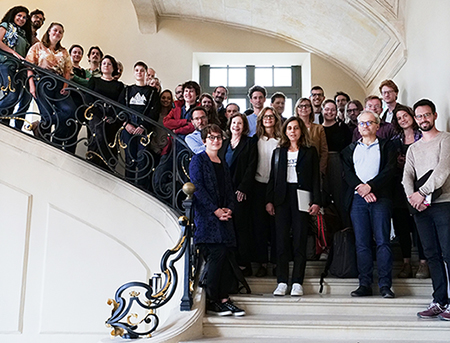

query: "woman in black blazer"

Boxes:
[266, 116, 321, 296]
[220, 112, 257, 276]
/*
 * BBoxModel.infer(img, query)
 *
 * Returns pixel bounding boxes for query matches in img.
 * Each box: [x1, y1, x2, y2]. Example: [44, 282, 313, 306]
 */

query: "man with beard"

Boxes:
[244, 85, 266, 137]
[310, 86, 325, 124]
[212, 86, 228, 129]
[86, 46, 103, 79]
[186, 107, 209, 154]
[335, 91, 350, 122]
[30, 9, 45, 45]
[403, 99, 450, 320]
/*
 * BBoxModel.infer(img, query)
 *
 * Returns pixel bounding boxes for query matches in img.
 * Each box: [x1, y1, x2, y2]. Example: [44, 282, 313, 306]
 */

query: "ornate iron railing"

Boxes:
[0, 50, 200, 338]
[0, 50, 191, 212]
[106, 183, 198, 339]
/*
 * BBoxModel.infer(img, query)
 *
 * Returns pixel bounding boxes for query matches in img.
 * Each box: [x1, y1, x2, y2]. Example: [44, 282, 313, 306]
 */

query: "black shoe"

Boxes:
[351, 285, 373, 297]
[255, 265, 267, 277]
[241, 266, 252, 277]
[380, 286, 395, 298]
[206, 301, 232, 316]
[223, 299, 246, 316]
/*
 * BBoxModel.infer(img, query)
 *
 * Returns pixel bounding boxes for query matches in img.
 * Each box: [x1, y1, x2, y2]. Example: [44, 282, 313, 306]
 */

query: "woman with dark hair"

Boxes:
[391, 105, 428, 279]
[86, 54, 124, 167]
[252, 106, 283, 277]
[219, 112, 257, 276]
[190, 124, 245, 316]
[26, 22, 78, 152]
[267, 116, 321, 296]
[322, 99, 352, 229]
[295, 97, 328, 175]
[0, 6, 32, 125]
[199, 93, 221, 127]
[150, 89, 173, 157]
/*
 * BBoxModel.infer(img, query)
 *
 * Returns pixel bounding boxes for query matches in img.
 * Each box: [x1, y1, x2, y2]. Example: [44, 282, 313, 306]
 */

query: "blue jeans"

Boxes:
[350, 194, 393, 288]
[414, 202, 450, 306]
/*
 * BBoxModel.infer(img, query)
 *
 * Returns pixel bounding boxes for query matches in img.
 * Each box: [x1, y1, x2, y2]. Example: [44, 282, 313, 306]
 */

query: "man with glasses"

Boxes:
[30, 9, 45, 45]
[379, 79, 401, 123]
[186, 107, 209, 154]
[310, 86, 325, 124]
[341, 110, 396, 298]
[403, 99, 450, 320]
[352, 95, 395, 141]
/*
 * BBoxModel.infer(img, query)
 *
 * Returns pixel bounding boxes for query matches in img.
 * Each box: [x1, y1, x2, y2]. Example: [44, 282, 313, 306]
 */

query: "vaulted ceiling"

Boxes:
[131, 0, 406, 91]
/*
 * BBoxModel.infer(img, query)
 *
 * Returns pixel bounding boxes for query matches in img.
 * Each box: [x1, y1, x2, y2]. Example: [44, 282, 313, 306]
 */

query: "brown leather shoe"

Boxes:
[398, 263, 413, 278]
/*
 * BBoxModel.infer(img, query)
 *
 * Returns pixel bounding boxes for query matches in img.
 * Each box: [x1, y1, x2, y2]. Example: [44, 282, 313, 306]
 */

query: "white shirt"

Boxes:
[287, 150, 298, 183]
[255, 136, 280, 183]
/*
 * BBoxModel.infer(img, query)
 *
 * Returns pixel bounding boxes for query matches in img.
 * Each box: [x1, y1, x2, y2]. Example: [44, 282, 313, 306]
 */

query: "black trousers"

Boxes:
[275, 183, 310, 284]
[252, 181, 276, 263]
[199, 243, 235, 302]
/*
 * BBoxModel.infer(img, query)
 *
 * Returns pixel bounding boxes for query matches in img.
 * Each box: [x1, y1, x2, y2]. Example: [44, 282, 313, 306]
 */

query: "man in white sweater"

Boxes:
[403, 98, 450, 320]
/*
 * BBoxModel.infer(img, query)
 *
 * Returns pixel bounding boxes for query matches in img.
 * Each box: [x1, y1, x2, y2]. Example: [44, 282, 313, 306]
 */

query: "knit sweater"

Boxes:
[403, 131, 450, 203]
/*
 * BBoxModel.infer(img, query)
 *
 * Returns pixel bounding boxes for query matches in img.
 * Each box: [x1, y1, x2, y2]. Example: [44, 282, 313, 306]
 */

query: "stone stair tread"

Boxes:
[203, 313, 450, 328]
[231, 293, 431, 305]
[185, 338, 444, 343]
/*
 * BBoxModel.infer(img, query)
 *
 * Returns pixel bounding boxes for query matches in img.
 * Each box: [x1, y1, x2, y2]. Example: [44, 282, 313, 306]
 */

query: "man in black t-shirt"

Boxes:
[119, 61, 160, 188]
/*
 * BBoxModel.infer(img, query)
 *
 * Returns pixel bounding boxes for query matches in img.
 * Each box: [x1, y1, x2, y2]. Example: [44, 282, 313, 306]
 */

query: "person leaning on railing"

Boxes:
[0, 6, 32, 126]
[26, 22, 78, 153]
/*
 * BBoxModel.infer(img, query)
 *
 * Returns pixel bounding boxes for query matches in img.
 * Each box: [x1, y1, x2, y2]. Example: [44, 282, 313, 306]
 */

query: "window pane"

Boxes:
[226, 98, 247, 113]
[210, 68, 227, 87]
[283, 98, 293, 118]
[228, 68, 246, 87]
[274, 68, 292, 87]
[255, 68, 273, 87]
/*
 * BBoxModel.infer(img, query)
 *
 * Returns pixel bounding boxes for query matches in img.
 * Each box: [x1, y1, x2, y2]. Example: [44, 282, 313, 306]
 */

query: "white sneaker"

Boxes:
[291, 283, 304, 296]
[273, 282, 288, 296]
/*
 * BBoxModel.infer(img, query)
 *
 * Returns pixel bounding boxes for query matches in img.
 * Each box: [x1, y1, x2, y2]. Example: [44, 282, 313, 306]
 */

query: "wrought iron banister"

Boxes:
[105, 182, 198, 339]
[0, 49, 192, 212]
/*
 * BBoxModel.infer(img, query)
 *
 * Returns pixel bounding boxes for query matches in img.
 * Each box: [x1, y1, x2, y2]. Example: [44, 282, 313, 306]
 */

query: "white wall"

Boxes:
[395, 0, 450, 131]
[2, 0, 366, 102]
[0, 126, 192, 343]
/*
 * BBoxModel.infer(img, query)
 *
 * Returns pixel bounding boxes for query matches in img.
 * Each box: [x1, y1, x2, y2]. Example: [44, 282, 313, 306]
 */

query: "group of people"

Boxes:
[189, 81, 450, 320]
[1, 6, 449, 322]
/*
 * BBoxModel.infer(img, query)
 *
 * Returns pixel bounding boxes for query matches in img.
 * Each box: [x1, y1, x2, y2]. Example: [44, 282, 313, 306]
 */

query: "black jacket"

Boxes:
[266, 146, 321, 207]
[340, 138, 396, 210]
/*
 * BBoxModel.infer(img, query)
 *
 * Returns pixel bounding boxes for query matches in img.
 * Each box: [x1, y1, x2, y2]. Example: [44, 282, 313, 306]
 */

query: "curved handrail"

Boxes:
[0, 49, 192, 212]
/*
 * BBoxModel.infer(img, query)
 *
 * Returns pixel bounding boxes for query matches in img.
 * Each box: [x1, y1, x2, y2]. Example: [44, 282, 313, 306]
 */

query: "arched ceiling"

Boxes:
[131, 0, 406, 92]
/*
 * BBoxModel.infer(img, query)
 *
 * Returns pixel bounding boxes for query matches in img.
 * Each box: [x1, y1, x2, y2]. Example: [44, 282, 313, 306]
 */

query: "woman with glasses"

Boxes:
[295, 97, 328, 176]
[190, 124, 245, 316]
[252, 106, 283, 277]
[390, 105, 428, 279]
[267, 117, 321, 296]
[220, 112, 257, 277]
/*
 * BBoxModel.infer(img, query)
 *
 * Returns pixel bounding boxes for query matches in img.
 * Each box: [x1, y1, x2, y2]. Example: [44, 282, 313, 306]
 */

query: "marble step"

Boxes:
[185, 338, 443, 343]
[202, 313, 450, 341]
[229, 294, 431, 316]
[245, 276, 432, 296]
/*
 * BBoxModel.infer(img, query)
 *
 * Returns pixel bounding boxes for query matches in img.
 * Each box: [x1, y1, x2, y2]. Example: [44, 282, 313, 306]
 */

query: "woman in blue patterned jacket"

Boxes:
[189, 123, 245, 317]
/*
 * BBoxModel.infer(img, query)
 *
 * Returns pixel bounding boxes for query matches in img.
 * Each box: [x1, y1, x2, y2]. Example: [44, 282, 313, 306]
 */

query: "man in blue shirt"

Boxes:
[186, 107, 208, 154]
[341, 110, 397, 298]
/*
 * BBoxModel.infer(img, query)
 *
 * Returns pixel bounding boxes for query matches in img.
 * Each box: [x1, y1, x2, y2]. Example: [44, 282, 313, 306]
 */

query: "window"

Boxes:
[200, 65, 301, 118]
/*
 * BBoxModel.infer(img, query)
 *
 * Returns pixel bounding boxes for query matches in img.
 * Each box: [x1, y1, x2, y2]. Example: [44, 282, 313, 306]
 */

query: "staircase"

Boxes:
[183, 259, 450, 343]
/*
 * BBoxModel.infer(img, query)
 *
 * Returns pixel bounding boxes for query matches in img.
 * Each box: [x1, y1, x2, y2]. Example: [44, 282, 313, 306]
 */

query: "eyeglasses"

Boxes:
[297, 105, 310, 109]
[382, 90, 395, 95]
[207, 135, 223, 141]
[263, 114, 275, 119]
[415, 113, 433, 120]
[358, 121, 376, 127]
